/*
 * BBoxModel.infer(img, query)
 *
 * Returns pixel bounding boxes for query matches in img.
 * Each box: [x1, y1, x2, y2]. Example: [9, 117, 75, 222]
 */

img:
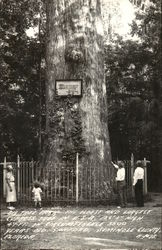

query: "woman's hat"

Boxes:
[118, 161, 124, 168]
[136, 160, 143, 166]
[6, 164, 13, 170]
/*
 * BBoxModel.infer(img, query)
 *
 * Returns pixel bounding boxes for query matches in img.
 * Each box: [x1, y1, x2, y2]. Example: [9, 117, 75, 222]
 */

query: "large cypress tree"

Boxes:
[43, 0, 114, 200]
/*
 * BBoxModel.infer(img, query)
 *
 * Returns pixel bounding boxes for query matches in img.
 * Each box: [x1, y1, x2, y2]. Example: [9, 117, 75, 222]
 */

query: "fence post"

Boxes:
[76, 153, 79, 204]
[31, 159, 34, 183]
[131, 153, 134, 196]
[17, 155, 20, 199]
[143, 157, 147, 195]
[3, 157, 7, 197]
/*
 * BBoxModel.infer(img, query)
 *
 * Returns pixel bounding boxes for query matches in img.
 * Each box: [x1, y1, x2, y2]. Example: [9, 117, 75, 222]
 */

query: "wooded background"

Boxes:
[0, 0, 161, 191]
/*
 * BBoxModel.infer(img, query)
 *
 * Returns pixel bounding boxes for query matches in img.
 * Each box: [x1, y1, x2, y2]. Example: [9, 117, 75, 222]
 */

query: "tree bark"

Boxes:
[44, 0, 115, 200]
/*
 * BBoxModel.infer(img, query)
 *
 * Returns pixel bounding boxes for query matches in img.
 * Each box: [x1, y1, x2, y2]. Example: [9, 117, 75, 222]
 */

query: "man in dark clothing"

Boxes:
[112, 161, 127, 208]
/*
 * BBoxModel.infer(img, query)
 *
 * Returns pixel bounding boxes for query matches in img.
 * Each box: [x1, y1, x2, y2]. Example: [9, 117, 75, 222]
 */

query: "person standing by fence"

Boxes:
[112, 161, 127, 208]
[133, 160, 144, 207]
[6, 164, 17, 210]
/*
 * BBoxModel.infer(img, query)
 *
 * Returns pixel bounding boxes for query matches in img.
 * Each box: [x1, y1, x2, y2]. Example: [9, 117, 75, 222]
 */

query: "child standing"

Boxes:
[32, 182, 42, 208]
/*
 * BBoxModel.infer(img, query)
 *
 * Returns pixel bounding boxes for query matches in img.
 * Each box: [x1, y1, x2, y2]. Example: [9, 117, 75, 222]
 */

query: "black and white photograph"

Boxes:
[0, 0, 162, 249]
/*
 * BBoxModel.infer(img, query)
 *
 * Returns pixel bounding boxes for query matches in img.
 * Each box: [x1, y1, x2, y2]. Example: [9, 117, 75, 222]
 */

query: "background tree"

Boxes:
[0, 0, 46, 161]
[130, 0, 162, 191]
[43, 0, 114, 199]
[105, 0, 162, 191]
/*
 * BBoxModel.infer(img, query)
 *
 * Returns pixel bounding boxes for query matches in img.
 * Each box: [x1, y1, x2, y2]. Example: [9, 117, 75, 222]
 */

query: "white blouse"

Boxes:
[133, 167, 144, 186]
[113, 164, 125, 181]
[116, 168, 125, 181]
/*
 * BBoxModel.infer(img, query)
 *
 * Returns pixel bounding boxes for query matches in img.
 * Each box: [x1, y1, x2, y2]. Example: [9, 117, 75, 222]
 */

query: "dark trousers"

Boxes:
[117, 181, 127, 207]
[135, 179, 144, 207]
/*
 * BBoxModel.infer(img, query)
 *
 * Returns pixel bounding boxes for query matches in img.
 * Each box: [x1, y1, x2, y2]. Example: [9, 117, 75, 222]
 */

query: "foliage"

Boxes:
[105, 0, 161, 190]
[0, 0, 46, 161]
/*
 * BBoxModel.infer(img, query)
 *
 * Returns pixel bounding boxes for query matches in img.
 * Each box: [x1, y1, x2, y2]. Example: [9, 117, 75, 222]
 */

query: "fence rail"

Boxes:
[0, 154, 149, 205]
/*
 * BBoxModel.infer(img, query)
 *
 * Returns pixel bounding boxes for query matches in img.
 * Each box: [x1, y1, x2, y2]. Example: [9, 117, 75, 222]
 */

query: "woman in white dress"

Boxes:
[6, 164, 17, 210]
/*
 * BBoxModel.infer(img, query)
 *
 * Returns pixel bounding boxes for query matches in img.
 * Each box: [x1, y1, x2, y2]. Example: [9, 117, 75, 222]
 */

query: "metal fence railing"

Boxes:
[0, 154, 149, 205]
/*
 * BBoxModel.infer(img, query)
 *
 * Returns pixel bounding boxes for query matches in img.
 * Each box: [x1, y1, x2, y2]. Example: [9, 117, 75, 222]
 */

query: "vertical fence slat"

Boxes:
[67, 167, 70, 200]
[3, 157, 7, 197]
[47, 168, 49, 201]
[27, 162, 29, 203]
[93, 166, 96, 202]
[71, 168, 74, 199]
[143, 157, 147, 195]
[17, 155, 20, 200]
[76, 153, 79, 204]
[20, 162, 22, 202]
[89, 161, 92, 202]
[23, 162, 25, 203]
[63, 166, 65, 199]
[131, 153, 134, 197]
[80, 166, 83, 202]
[50, 169, 52, 203]
[58, 166, 61, 200]
[54, 165, 57, 199]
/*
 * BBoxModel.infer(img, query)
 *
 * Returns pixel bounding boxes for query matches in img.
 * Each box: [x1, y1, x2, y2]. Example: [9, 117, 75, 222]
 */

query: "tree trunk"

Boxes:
[44, 0, 115, 200]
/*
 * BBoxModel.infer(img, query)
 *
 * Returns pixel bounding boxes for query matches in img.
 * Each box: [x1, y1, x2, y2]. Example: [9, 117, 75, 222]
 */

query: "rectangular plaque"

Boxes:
[55, 80, 82, 97]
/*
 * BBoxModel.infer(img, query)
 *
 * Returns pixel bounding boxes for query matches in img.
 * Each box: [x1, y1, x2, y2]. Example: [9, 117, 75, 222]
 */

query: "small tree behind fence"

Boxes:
[0, 154, 149, 205]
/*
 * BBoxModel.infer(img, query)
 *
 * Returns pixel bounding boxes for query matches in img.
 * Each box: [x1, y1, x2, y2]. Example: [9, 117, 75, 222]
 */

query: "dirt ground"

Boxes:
[1, 193, 162, 250]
